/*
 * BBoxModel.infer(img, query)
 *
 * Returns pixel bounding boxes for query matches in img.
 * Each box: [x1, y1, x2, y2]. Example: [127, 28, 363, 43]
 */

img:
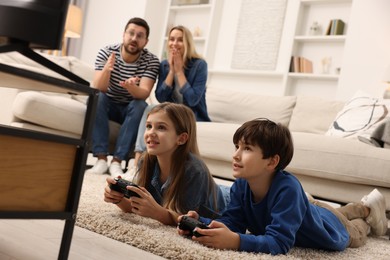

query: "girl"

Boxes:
[104, 103, 226, 225]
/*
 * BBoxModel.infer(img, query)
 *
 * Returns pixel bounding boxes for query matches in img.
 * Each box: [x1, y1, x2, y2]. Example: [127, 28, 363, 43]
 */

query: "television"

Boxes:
[0, 0, 88, 84]
[0, 0, 70, 50]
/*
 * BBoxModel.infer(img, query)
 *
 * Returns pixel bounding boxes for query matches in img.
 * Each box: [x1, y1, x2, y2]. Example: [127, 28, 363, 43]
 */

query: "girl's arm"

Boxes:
[104, 177, 133, 212]
[126, 186, 177, 225]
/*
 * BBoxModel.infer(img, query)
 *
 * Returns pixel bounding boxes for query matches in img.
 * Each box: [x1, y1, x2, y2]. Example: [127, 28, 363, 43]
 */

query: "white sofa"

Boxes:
[198, 87, 390, 210]
[0, 51, 121, 152]
[1, 52, 390, 210]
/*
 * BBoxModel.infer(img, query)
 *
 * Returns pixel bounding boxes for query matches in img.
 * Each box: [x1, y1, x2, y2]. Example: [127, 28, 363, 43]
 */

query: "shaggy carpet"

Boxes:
[76, 173, 390, 260]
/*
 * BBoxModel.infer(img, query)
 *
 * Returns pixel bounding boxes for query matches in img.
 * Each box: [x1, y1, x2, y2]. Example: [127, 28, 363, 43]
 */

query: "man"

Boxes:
[88, 17, 160, 176]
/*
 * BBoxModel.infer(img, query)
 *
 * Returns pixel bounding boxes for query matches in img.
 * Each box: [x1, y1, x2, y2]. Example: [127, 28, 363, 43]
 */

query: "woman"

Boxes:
[155, 25, 210, 121]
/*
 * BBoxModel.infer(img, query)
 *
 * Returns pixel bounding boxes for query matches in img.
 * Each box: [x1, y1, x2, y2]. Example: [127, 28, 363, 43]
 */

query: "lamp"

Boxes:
[61, 4, 83, 56]
[383, 65, 390, 99]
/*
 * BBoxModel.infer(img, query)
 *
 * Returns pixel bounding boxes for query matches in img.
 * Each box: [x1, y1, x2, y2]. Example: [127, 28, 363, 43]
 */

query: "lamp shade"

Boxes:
[64, 4, 82, 38]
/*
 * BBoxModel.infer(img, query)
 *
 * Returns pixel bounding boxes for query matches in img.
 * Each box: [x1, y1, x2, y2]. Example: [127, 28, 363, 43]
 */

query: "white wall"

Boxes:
[77, 0, 390, 101]
[79, 0, 147, 66]
[337, 0, 390, 99]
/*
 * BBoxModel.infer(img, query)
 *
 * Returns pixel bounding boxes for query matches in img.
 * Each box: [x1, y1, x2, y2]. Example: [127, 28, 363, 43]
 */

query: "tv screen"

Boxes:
[0, 0, 70, 50]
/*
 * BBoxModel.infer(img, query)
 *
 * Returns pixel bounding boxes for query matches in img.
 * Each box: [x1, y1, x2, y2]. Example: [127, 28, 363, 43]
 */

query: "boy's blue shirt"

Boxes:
[199, 170, 349, 255]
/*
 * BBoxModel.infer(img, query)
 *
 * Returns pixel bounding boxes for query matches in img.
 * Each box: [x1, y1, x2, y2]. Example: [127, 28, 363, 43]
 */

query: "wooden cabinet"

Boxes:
[0, 43, 98, 259]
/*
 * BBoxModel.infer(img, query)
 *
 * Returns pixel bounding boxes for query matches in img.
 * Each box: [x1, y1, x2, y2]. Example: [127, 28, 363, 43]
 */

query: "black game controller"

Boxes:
[178, 215, 210, 237]
[110, 177, 141, 198]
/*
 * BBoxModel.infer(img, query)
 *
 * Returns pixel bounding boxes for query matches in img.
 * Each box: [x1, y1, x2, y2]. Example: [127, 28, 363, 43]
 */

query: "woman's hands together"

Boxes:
[168, 48, 184, 76]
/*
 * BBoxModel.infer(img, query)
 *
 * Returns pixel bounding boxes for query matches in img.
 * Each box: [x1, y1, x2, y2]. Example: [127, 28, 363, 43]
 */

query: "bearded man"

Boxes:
[88, 17, 160, 176]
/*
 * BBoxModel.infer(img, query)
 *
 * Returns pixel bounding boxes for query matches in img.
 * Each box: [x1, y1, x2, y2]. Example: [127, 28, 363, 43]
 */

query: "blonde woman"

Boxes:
[155, 25, 210, 121]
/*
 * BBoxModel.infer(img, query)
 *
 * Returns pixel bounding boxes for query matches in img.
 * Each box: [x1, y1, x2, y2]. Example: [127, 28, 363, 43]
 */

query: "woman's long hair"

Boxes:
[136, 103, 216, 214]
[167, 25, 203, 67]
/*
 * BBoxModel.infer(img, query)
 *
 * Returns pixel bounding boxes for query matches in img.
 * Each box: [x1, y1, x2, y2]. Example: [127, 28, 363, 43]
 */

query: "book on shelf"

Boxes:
[289, 56, 300, 73]
[333, 19, 345, 35]
[300, 57, 313, 73]
[326, 19, 345, 35]
[289, 56, 313, 73]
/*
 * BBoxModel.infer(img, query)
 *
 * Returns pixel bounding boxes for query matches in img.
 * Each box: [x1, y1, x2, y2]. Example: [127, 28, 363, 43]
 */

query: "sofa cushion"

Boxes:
[289, 96, 344, 134]
[12, 91, 86, 135]
[326, 90, 390, 140]
[206, 87, 296, 126]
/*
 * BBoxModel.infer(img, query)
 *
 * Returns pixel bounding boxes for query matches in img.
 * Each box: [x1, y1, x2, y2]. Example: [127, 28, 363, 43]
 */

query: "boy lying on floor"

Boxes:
[177, 118, 388, 255]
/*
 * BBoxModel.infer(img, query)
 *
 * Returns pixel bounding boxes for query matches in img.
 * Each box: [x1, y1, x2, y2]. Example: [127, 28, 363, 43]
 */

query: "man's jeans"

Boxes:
[92, 92, 147, 161]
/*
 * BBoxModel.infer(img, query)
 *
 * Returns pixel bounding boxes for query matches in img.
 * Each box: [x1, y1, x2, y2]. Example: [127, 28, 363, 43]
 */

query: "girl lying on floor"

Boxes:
[103, 102, 228, 225]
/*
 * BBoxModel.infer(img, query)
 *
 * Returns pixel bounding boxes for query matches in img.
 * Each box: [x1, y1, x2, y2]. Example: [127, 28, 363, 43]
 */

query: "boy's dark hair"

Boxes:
[125, 17, 150, 38]
[233, 118, 294, 171]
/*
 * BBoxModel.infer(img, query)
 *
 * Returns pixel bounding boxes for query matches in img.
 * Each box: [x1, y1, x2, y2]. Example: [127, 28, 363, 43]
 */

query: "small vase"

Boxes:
[309, 21, 321, 36]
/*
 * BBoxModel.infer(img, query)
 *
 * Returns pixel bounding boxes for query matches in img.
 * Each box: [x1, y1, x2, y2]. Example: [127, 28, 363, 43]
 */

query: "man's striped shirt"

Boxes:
[95, 43, 160, 104]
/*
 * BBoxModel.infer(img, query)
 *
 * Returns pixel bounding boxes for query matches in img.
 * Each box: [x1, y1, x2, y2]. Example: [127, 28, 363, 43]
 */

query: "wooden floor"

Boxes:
[0, 156, 233, 260]
[0, 219, 165, 260]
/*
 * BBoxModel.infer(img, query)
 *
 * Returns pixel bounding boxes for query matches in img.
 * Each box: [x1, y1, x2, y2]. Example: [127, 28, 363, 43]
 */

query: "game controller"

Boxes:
[110, 177, 141, 198]
[178, 215, 210, 237]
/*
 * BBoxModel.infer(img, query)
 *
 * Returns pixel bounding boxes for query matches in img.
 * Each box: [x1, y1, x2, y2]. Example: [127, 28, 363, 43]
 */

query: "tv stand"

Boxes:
[0, 44, 98, 260]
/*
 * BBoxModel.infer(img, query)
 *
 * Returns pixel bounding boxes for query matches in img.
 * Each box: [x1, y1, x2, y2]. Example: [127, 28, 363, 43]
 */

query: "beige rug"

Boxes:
[76, 173, 390, 260]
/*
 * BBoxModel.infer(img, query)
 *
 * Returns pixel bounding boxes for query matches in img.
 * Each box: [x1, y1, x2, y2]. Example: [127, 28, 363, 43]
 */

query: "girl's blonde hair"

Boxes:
[167, 25, 203, 67]
[136, 103, 215, 214]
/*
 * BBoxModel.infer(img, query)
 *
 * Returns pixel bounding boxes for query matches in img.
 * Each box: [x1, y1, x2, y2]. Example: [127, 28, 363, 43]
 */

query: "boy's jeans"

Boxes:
[310, 198, 369, 248]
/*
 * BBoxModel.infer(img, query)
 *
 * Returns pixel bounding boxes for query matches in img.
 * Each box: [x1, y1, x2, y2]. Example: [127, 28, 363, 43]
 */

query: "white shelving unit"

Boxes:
[285, 0, 353, 98]
[158, 0, 223, 65]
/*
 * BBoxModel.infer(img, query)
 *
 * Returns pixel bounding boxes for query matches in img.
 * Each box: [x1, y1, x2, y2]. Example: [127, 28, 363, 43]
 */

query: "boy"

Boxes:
[178, 118, 388, 255]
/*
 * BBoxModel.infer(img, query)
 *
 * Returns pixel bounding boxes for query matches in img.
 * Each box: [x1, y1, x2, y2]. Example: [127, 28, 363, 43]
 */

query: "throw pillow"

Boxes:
[325, 90, 390, 139]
